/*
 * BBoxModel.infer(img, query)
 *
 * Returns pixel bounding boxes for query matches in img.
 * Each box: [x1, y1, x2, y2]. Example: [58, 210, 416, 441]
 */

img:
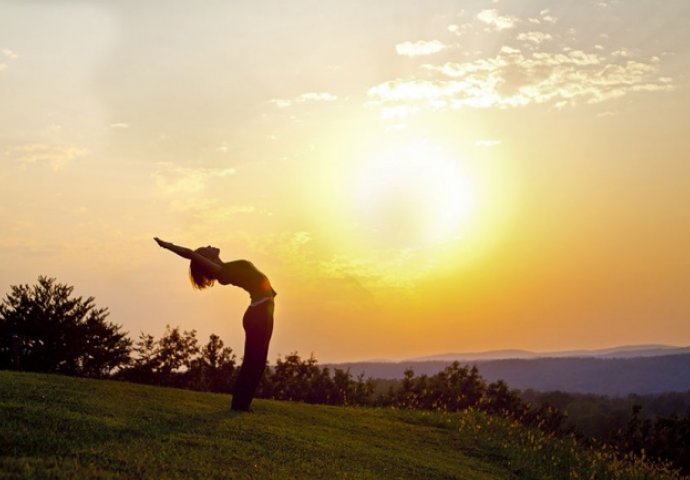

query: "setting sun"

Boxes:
[352, 141, 477, 249]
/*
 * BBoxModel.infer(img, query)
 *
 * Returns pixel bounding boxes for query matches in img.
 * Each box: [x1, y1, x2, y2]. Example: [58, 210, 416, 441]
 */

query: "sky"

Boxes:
[1, 0, 690, 363]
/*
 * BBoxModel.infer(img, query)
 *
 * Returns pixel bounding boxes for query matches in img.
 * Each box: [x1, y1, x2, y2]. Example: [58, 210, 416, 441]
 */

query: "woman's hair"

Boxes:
[189, 250, 216, 290]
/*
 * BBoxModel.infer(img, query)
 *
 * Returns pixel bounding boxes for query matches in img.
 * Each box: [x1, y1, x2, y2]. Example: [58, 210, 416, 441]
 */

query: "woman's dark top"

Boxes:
[217, 260, 276, 302]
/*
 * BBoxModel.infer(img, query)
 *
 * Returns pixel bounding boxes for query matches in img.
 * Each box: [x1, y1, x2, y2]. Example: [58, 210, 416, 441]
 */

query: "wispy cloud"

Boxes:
[477, 9, 518, 31]
[6, 144, 87, 171]
[1, 47, 18, 72]
[475, 139, 502, 147]
[109, 122, 130, 129]
[270, 92, 338, 108]
[396, 40, 448, 57]
[369, 80, 468, 104]
[380, 105, 420, 120]
[2, 48, 18, 59]
[369, 46, 672, 112]
[298, 92, 338, 102]
[317, 253, 421, 289]
[517, 31, 553, 45]
[234, 228, 422, 291]
[540, 9, 558, 24]
[153, 163, 235, 194]
[249, 231, 424, 289]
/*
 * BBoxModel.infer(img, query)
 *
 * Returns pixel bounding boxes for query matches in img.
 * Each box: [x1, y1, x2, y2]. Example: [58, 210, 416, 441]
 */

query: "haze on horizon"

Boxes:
[1, 0, 689, 363]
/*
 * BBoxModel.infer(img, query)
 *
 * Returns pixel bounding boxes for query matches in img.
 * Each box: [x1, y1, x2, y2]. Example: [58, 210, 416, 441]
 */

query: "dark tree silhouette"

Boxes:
[157, 325, 199, 377]
[0, 276, 131, 376]
[121, 332, 160, 383]
[258, 352, 374, 405]
[189, 334, 236, 392]
[614, 405, 690, 474]
[122, 326, 202, 386]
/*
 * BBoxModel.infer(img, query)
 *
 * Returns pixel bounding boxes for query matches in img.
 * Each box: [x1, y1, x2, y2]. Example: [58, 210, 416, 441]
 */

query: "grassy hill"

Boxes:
[0, 371, 682, 479]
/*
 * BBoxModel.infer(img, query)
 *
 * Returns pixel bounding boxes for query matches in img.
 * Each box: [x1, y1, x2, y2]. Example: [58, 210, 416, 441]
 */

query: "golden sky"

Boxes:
[2, 1, 690, 362]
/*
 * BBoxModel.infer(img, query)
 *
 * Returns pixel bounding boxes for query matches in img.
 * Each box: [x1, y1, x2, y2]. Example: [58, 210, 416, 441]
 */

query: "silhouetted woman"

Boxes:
[154, 237, 276, 412]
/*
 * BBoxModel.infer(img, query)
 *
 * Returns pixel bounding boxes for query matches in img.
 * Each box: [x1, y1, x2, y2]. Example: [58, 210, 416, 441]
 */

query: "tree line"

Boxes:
[522, 389, 690, 474]
[1, 276, 688, 474]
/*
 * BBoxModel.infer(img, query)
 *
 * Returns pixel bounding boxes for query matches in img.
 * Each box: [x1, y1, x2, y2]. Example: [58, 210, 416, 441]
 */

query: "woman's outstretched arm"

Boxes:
[154, 237, 193, 259]
[154, 237, 222, 274]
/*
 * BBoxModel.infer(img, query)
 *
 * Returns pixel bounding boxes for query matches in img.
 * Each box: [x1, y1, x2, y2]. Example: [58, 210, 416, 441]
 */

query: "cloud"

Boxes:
[369, 46, 672, 112]
[380, 105, 420, 120]
[318, 255, 413, 289]
[270, 92, 338, 108]
[395, 40, 447, 57]
[1, 48, 18, 72]
[109, 122, 130, 129]
[2, 48, 18, 59]
[297, 92, 338, 102]
[216, 143, 231, 153]
[6, 144, 87, 171]
[517, 31, 553, 45]
[540, 9, 558, 24]
[153, 163, 236, 194]
[245, 231, 421, 290]
[369, 80, 469, 103]
[475, 139, 502, 147]
[477, 9, 518, 31]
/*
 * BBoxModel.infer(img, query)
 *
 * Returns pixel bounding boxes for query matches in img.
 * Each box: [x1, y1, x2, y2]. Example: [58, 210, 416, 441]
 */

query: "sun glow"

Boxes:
[352, 141, 478, 249]
[302, 127, 516, 284]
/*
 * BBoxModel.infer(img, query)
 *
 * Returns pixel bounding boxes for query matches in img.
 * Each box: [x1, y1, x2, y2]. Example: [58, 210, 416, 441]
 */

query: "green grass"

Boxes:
[0, 371, 684, 479]
[0, 371, 511, 479]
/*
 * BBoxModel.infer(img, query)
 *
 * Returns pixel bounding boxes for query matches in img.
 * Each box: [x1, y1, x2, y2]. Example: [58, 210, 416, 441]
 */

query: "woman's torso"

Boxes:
[217, 260, 276, 302]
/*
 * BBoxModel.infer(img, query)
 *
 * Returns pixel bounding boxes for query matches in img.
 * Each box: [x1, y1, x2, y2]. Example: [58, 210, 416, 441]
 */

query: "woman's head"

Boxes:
[189, 245, 221, 290]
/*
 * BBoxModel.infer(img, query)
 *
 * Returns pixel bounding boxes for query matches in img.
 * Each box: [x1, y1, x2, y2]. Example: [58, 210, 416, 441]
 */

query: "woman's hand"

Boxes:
[154, 237, 174, 250]
[154, 237, 221, 275]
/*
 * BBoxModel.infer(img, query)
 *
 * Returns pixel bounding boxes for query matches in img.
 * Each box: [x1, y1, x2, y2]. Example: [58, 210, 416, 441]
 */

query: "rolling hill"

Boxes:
[1, 370, 680, 479]
[406, 344, 690, 362]
[329, 352, 690, 395]
[0, 370, 519, 479]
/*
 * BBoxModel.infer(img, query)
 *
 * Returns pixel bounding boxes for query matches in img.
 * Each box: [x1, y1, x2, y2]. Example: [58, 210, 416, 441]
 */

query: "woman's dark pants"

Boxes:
[231, 301, 274, 411]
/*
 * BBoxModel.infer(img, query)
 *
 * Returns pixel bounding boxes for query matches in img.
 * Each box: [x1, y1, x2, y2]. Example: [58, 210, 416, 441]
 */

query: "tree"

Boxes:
[200, 334, 234, 370]
[258, 352, 372, 405]
[267, 352, 322, 401]
[120, 332, 160, 383]
[481, 380, 524, 416]
[190, 334, 236, 392]
[0, 276, 131, 377]
[157, 325, 199, 376]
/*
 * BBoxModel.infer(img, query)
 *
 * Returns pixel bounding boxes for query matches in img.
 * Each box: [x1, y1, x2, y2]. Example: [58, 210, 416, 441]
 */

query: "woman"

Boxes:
[154, 237, 276, 412]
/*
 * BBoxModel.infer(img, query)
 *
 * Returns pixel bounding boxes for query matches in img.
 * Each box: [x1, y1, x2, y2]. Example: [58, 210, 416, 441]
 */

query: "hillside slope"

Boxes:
[0, 371, 511, 479]
[1, 371, 683, 479]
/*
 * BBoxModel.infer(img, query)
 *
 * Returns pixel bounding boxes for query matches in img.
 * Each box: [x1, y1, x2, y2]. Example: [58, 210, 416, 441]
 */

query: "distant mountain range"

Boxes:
[326, 345, 690, 396]
[405, 344, 690, 362]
